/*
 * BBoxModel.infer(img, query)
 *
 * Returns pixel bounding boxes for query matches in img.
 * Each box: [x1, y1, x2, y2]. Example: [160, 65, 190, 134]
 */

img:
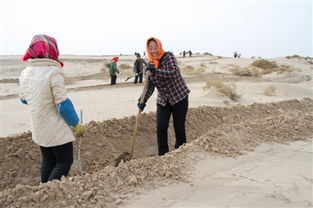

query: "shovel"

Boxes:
[76, 109, 84, 176]
[115, 71, 150, 166]
[125, 71, 143, 82]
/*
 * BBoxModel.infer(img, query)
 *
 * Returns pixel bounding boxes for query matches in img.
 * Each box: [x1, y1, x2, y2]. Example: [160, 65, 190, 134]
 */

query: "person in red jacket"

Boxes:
[137, 37, 190, 156]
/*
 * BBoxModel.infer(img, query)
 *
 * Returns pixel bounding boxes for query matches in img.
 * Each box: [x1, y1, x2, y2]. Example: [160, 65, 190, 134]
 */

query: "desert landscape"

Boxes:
[0, 53, 312, 207]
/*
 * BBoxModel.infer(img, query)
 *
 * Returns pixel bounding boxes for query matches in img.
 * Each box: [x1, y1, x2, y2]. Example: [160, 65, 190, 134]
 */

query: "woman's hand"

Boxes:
[145, 62, 156, 73]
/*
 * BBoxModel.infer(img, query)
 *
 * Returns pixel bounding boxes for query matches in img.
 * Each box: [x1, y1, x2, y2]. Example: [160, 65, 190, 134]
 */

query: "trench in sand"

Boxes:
[0, 98, 312, 194]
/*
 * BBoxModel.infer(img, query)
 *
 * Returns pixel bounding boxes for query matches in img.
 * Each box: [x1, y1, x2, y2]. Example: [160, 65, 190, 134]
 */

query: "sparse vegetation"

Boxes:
[250, 59, 294, 75]
[203, 81, 240, 101]
[203, 52, 213, 56]
[64, 76, 82, 85]
[263, 85, 276, 96]
[101, 62, 111, 72]
[200, 63, 207, 68]
[307, 60, 313, 65]
[182, 65, 195, 74]
[198, 67, 205, 73]
[286, 55, 301, 59]
[229, 65, 261, 77]
[251, 59, 278, 70]
[286, 55, 313, 64]
[64, 72, 108, 85]
[119, 63, 132, 69]
[104, 62, 111, 68]
[209, 61, 218, 64]
[261, 65, 294, 75]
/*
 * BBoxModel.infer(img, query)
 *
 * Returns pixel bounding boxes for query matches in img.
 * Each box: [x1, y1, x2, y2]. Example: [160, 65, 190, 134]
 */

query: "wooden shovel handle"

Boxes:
[130, 71, 150, 159]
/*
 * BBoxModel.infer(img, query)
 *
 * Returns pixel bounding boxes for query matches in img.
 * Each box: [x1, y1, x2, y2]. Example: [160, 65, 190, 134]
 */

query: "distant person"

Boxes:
[233, 51, 238, 58]
[183, 50, 186, 58]
[238, 53, 241, 58]
[143, 51, 146, 56]
[109, 56, 120, 85]
[19, 34, 84, 183]
[137, 37, 190, 156]
[133, 53, 147, 84]
[188, 50, 192, 57]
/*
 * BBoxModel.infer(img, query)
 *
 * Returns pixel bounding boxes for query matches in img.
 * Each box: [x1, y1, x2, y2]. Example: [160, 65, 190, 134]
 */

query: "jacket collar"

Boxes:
[27, 58, 62, 68]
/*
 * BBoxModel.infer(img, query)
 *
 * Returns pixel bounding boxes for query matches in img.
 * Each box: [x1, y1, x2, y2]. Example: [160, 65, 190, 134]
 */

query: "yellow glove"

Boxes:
[73, 123, 85, 137]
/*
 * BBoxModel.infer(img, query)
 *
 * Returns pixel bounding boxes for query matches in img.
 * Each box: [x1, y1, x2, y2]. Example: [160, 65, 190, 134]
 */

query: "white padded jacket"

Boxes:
[19, 59, 75, 147]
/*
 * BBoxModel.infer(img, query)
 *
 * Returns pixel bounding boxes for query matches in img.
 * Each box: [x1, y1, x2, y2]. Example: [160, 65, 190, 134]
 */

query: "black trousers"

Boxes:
[111, 75, 117, 85]
[156, 96, 188, 156]
[134, 73, 143, 84]
[40, 142, 73, 183]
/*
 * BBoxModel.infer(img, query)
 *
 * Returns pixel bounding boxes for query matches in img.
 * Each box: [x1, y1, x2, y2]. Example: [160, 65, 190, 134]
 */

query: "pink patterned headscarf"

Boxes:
[22, 34, 64, 67]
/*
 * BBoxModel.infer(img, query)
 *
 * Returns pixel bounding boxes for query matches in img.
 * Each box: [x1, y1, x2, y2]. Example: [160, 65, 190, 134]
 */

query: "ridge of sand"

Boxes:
[0, 98, 312, 207]
[124, 140, 313, 208]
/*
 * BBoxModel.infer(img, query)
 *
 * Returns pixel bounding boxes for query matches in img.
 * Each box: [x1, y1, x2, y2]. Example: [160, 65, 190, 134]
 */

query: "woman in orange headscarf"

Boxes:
[137, 37, 190, 156]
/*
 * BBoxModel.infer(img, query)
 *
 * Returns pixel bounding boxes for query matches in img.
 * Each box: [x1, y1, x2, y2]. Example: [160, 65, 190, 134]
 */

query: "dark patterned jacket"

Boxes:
[133, 58, 147, 74]
[143, 52, 190, 106]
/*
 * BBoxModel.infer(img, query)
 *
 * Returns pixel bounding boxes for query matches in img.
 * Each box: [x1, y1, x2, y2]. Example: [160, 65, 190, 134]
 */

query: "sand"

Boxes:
[124, 141, 313, 208]
[0, 54, 312, 207]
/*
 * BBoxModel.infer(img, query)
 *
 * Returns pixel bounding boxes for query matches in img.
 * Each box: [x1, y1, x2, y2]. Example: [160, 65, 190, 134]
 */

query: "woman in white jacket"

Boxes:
[19, 34, 84, 183]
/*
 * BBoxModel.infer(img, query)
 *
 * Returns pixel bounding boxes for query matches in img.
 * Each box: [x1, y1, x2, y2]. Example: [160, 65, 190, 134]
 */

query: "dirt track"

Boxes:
[0, 98, 312, 207]
[0, 72, 260, 101]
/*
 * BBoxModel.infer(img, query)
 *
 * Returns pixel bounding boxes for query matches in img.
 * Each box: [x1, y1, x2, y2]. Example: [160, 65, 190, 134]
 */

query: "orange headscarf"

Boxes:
[146, 37, 165, 69]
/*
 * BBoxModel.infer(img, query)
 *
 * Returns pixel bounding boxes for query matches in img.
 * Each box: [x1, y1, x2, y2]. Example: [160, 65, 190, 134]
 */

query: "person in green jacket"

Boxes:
[109, 56, 120, 85]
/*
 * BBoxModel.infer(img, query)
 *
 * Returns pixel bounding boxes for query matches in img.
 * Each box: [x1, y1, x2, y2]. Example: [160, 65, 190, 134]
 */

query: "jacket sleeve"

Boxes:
[156, 53, 179, 78]
[133, 60, 137, 73]
[50, 70, 79, 126]
[143, 76, 155, 103]
[115, 63, 120, 73]
[109, 62, 113, 75]
[56, 98, 79, 126]
[18, 71, 27, 104]
[50, 70, 68, 104]
[134, 60, 139, 73]
[19, 88, 27, 104]
[19, 89, 27, 104]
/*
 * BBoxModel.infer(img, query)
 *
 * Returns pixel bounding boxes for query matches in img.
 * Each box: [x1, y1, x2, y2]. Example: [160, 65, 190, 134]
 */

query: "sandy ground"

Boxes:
[124, 141, 313, 208]
[1, 80, 312, 137]
[0, 54, 313, 207]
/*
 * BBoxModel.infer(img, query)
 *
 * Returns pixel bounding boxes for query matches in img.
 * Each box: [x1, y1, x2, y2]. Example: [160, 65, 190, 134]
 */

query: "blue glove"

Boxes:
[137, 98, 146, 111]
[146, 62, 156, 73]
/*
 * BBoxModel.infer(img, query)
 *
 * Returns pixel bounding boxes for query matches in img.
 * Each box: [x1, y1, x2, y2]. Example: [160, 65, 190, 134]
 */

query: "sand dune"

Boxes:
[0, 54, 312, 207]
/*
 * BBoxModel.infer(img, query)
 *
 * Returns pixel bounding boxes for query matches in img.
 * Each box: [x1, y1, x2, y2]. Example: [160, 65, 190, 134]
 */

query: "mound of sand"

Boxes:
[262, 71, 312, 83]
[0, 98, 312, 207]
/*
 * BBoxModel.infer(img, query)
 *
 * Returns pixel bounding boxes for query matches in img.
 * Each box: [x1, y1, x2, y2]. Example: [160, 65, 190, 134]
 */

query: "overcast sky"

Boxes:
[0, 0, 312, 58]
